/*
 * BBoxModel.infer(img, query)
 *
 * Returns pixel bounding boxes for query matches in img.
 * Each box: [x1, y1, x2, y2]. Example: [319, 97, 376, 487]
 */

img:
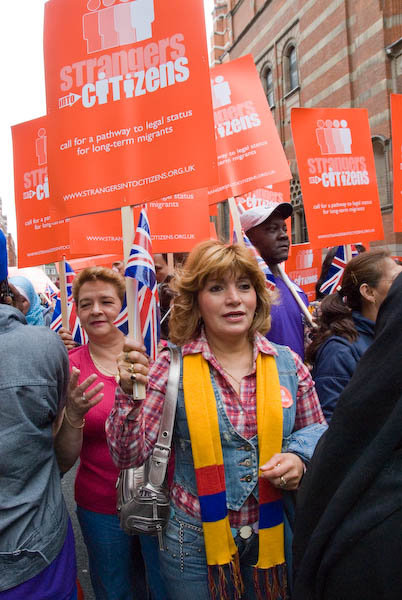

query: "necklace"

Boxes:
[220, 365, 244, 386]
[89, 349, 118, 379]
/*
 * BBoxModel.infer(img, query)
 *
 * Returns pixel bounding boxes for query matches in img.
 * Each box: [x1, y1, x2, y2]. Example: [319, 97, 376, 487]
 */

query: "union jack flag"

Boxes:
[65, 262, 75, 302]
[319, 245, 359, 295]
[233, 229, 276, 292]
[50, 298, 88, 344]
[125, 209, 160, 361]
[113, 295, 129, 335]
[45, 282, 59, 302]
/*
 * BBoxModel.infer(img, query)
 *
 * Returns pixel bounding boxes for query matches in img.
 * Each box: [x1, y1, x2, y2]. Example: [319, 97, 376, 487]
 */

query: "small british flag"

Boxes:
[319, 245, 359, 295]
[65, 262, 75, 302]
[50, 298, 88, 344]
[124, 209, 160, 361]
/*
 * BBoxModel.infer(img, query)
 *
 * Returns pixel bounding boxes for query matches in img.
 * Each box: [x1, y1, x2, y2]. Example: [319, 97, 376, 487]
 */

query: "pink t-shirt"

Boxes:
[69, 345, 120, 514]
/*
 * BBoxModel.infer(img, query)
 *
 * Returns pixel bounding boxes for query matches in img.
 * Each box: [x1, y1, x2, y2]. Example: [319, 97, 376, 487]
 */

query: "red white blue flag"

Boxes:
[319, 245, 359, 295]
[125, 209, 160, 361]
[50, 298, 88, 344]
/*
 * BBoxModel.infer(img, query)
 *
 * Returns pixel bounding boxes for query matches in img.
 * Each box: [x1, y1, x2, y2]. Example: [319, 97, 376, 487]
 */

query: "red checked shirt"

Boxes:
[106, 331, 325, 527]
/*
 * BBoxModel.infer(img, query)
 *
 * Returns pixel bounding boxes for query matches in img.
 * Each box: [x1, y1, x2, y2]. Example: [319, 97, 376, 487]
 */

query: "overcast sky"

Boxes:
[0, 0, 215, 242]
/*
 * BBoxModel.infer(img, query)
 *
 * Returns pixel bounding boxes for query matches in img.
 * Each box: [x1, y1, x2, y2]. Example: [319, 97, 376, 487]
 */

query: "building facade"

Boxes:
[211, 0, 402, 254]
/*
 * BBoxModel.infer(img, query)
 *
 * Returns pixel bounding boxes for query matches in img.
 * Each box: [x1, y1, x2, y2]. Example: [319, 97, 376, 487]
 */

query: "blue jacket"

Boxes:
[312, 311, 375, 422]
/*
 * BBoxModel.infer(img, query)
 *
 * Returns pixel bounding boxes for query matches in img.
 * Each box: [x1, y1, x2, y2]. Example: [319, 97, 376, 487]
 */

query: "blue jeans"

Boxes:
[159, 507, 262, 600]
[77, 506, 168, 600]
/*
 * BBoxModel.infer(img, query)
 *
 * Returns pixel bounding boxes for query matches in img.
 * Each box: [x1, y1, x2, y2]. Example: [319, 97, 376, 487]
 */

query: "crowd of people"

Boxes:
[1, 202, 402, 599]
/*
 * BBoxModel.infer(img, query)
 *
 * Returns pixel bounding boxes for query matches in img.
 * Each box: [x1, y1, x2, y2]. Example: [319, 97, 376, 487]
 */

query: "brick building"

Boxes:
[211, 0, 402, 254]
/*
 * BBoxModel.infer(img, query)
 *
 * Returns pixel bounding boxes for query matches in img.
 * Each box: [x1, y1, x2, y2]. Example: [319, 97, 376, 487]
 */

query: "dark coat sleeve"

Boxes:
[312, 338, 359, 422]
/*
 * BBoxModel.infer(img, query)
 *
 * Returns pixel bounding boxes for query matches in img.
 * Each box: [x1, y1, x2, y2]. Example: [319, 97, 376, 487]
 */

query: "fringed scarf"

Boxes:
[183, 352, 288, 600]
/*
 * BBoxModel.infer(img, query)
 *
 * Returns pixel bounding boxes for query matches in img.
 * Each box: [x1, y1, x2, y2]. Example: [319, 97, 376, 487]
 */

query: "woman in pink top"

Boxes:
[61, 266, 168, 600]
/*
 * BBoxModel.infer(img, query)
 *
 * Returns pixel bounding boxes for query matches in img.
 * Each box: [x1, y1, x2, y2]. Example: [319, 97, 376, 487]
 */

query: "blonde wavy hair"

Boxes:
[169, 240, 272, 345]
[72, 266, 125, 305]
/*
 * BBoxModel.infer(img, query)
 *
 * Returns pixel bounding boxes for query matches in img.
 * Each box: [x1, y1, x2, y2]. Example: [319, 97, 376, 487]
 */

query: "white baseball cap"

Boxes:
[239, 203, 293, 232]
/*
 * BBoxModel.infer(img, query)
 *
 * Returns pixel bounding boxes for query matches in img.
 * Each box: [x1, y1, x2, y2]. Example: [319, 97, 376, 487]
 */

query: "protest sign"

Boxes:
[58, 254, 123, 272]
[69, 190, 210, 255]
[285, 243, 321, 303]
[44, 0, 217, 218]
[391, 94, 402, 233]
[291, 108, 384, 248]
[69, 210, 123, 255]
[12, 117, 70, 267]
[235, 181, 290, 211]
[207, 54, 291, 204]
[146, 189, 211, 252]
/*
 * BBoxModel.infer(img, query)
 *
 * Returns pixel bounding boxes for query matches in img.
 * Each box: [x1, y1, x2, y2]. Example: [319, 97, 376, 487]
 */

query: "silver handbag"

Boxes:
[116, 347, 180, 550]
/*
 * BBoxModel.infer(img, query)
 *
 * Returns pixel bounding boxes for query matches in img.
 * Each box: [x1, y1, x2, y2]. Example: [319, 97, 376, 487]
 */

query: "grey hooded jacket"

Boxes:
[0, 305, 69, 591]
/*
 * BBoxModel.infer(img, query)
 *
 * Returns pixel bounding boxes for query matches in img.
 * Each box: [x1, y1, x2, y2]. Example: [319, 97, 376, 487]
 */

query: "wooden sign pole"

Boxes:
[59, 257, 68, 329]
[121, 206, 146, 400]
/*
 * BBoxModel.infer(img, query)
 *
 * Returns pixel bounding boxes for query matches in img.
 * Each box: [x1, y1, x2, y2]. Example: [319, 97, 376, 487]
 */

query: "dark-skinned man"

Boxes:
[240, 203, 309, 360]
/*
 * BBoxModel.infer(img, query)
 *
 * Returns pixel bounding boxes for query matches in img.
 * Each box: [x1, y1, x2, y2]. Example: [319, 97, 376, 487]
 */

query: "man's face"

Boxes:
[246, 213, 290, 266]
[153, 254, 169, 284]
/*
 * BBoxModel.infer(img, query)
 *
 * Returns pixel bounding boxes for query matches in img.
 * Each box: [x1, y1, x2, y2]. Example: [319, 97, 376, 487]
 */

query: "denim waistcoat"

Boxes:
[173, 342, 326, 512]
[0, 306, 69, 591]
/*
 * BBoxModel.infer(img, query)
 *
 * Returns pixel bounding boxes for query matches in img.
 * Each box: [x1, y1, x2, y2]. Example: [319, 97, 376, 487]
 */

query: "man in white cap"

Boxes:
[240, 202, 309, 359]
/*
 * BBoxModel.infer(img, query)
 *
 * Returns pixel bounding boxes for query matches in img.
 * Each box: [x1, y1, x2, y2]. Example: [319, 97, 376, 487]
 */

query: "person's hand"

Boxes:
[117, 338, 149, 396]
[59, 327, 78, 351]
[65, 367, 104, 427]
[260, 452, 304, 491]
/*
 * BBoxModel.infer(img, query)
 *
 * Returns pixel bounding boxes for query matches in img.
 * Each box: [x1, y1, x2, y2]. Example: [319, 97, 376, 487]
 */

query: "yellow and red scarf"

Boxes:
[183, 353, 288, 599]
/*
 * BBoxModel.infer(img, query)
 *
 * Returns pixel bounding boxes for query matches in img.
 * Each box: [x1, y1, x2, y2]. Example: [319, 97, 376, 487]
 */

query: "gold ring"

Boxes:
[124, 352, 130, 362]
[127, 364, 135, 374]
[279, 475, 287, 488]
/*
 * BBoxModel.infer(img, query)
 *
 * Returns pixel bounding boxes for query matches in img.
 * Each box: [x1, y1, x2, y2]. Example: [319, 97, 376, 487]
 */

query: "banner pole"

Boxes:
[167, 253, 174, 275]
[228, 197, 244, 245]
[277, 265, 314, 326]
[344, 244, 353, 263]
[121, 206, 146, 400]
[59, 258, 68, 329]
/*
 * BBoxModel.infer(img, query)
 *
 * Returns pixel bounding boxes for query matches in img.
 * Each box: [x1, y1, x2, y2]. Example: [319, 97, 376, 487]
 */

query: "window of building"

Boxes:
[266, 68, 275, 108]
[372, 137, 391, 208]
[285, 44, 299, 93]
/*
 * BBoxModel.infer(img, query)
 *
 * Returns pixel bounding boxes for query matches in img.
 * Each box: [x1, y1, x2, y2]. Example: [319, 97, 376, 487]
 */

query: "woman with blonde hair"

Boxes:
[107, 241, 326, 599]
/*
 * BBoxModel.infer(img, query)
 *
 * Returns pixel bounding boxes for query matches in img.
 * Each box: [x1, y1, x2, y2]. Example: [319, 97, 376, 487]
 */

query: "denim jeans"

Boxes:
[77, 506, 168, 600]
[159, 507, 263, 600]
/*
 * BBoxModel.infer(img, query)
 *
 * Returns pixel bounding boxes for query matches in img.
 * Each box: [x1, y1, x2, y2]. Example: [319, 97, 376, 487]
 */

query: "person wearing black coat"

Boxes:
[293, 270, 402, 600]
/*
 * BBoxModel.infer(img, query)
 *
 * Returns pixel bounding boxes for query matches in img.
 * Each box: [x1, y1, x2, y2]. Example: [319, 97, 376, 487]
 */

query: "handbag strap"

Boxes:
[148, 346, 181, 487]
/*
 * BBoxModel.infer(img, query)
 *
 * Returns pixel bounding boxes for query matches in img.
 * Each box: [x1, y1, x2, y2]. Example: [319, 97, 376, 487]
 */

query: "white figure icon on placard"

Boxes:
[211, 75, 232, 109]
[83, 0, 155, 54]
[296, 249, 313, 270]
[36, 128, 47, 166]
[315, 118, 352, 155]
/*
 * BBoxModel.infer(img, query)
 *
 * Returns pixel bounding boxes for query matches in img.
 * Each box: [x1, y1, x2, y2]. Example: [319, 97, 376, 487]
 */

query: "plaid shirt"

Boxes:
[106, 332, 325, 527]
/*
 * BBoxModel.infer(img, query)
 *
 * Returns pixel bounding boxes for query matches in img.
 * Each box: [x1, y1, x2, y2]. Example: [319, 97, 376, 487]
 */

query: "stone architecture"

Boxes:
[211, 0, 402, 254]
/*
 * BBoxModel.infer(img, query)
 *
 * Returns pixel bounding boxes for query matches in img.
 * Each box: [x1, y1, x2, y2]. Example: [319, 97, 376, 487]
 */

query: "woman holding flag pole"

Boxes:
[59, 259, 168, 600]
[106, 239, 326, 599]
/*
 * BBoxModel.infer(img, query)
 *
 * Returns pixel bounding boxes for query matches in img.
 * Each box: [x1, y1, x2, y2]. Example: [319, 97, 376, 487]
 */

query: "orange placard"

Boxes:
[146, 189, 211, 252]
[57, 254, 123, 272]
[12, 117, 71, 267]
[291, 108, 384, 249]
[44, 0, 217, 218]
[207, 55, 291, 204]
[391, 94, 402, 233]
[69, 190, 210, 255]
[235, 181, 290, 211]
[285, 243, 322, 303]
[69, 210, 123, 255]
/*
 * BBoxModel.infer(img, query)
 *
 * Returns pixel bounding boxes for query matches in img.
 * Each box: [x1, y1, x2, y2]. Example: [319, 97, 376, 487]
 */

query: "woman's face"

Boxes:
[77, 279, 122, 339]
[372, 258, 402, 308]
[197, 271, 257, 344]
[20, 296, 30, 315]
